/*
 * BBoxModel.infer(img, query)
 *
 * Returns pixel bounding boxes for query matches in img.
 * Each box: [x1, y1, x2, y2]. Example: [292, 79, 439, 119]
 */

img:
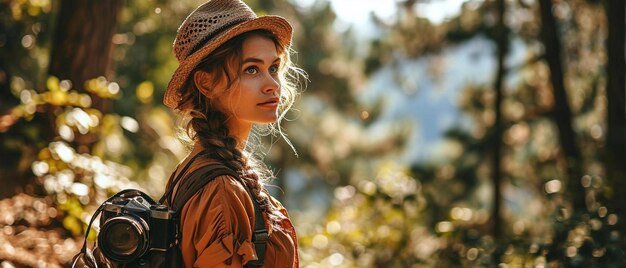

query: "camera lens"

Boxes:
[98, 216, 149, 263]
[105, 222, 140, 255]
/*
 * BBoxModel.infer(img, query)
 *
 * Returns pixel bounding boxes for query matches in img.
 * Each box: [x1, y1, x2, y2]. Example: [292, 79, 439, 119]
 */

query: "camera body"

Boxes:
[98, 194, 177, 264]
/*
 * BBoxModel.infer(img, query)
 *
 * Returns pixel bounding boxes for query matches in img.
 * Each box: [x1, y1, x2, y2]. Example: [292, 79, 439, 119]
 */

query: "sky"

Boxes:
[330, 0, 469, 24]
[293, 0, 471, 36]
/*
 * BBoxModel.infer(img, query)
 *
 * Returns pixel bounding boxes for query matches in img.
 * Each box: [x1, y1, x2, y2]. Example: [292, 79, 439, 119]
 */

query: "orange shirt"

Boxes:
[171, 156, 298, 267]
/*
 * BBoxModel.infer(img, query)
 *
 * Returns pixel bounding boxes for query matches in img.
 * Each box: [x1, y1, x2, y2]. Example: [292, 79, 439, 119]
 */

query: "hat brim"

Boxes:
[163, 15, 292, 109]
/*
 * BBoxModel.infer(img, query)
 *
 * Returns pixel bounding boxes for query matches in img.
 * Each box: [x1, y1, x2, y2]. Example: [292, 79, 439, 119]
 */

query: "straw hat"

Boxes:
[163, 0, 293, 109]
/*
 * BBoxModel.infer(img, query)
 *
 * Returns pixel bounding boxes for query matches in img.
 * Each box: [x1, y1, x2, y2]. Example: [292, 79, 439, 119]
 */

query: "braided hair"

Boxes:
[174, 30, 304, 226]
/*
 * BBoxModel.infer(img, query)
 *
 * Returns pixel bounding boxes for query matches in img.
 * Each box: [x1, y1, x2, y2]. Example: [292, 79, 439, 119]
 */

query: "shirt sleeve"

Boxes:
[178, 175, 258, 268]
[267, 195, 299, 268]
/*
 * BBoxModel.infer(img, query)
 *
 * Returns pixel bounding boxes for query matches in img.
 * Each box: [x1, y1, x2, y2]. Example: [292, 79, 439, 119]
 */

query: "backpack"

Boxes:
[71, 151, 268, 267]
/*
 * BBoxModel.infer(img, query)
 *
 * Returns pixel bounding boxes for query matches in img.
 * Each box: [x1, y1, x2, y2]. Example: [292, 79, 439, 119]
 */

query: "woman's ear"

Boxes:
[193, 70, 213, 97]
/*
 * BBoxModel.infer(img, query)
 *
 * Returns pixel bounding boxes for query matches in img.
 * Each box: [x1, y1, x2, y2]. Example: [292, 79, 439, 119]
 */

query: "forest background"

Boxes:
[0, 0, 625, 267]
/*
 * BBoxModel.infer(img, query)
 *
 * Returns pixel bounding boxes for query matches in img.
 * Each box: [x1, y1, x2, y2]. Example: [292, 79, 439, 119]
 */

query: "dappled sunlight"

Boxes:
[0, 193, 81, 267]
[3, 74, 184, 245]
[298, 162, 432, 266]
[544, 179, 562, 194]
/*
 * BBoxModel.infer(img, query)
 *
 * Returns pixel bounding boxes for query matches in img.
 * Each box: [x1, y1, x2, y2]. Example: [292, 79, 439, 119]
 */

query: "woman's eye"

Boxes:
[269, 65, 279, 74]
[244, 67, 258, 74]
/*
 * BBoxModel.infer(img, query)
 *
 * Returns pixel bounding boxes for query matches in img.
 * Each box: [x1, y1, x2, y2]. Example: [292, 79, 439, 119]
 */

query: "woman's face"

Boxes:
[213, 34, 282, 131]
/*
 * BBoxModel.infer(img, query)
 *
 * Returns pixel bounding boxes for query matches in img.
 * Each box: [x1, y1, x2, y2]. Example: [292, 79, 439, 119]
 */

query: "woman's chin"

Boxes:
[255, 115, 279, 124]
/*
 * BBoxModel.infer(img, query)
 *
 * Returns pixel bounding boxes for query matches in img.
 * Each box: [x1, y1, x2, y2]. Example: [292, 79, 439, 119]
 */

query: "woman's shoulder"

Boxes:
[185, 157, 248, 192]
[172, 156, 245, 197]
[204, 173, 249, 197]
[187, 169, 250, 205]
[179, 172, 255, 226]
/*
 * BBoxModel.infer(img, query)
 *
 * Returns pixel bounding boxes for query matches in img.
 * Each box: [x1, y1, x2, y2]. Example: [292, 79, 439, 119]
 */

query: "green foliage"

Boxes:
[300, 162, 427, 267]
[8, 75, 140, 236]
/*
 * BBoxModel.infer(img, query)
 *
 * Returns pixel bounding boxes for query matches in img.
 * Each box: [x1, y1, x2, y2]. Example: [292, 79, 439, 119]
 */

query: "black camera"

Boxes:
[97, 192, 177, 264]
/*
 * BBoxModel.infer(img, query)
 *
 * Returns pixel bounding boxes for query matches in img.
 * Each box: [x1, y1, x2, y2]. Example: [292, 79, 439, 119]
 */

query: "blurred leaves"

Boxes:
[0, 194, 80, 267]
[300, 163, 427, 267]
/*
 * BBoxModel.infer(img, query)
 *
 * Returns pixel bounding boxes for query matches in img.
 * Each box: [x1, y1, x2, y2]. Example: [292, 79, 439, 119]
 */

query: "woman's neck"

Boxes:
[226, 120, 252, 150]
[193, 122, 251, 151]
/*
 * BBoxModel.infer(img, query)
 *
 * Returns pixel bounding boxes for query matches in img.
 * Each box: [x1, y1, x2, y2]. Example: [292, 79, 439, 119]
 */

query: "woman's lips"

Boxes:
[258, 98, 279, 108]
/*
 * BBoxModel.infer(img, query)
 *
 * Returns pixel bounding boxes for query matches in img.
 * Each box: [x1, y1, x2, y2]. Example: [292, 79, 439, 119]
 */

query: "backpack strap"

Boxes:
[170, 164, 238, 216]
[242, 184, 268, 267]
[166, 161, 269, 267]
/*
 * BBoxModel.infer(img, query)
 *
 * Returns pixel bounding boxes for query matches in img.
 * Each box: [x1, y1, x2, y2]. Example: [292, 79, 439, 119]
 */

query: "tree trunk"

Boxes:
[48, 0, 122, 110]
[48, 0, 121, 152]
[490, 0, 508, 264]
[492, 0, 508, 241]
[538, 0, 585, 212]
[0, 0, 122, 198]
[604, 0, 626, 237]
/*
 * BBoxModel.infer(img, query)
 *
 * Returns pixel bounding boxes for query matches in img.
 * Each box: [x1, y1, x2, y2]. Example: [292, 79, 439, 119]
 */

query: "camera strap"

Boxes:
[75, 189, 158, 267]
[159, 149, 209, 205]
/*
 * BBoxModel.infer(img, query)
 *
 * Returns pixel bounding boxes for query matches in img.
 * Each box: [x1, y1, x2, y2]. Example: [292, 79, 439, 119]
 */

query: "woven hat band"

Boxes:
[186, 17, 249, 59]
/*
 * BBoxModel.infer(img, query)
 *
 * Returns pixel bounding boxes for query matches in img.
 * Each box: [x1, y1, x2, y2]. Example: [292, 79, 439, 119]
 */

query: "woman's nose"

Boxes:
[262, 73, 280, 94]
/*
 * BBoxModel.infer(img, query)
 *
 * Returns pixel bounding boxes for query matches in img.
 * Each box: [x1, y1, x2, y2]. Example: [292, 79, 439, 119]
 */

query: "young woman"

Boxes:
[162, 0, 304, 267]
